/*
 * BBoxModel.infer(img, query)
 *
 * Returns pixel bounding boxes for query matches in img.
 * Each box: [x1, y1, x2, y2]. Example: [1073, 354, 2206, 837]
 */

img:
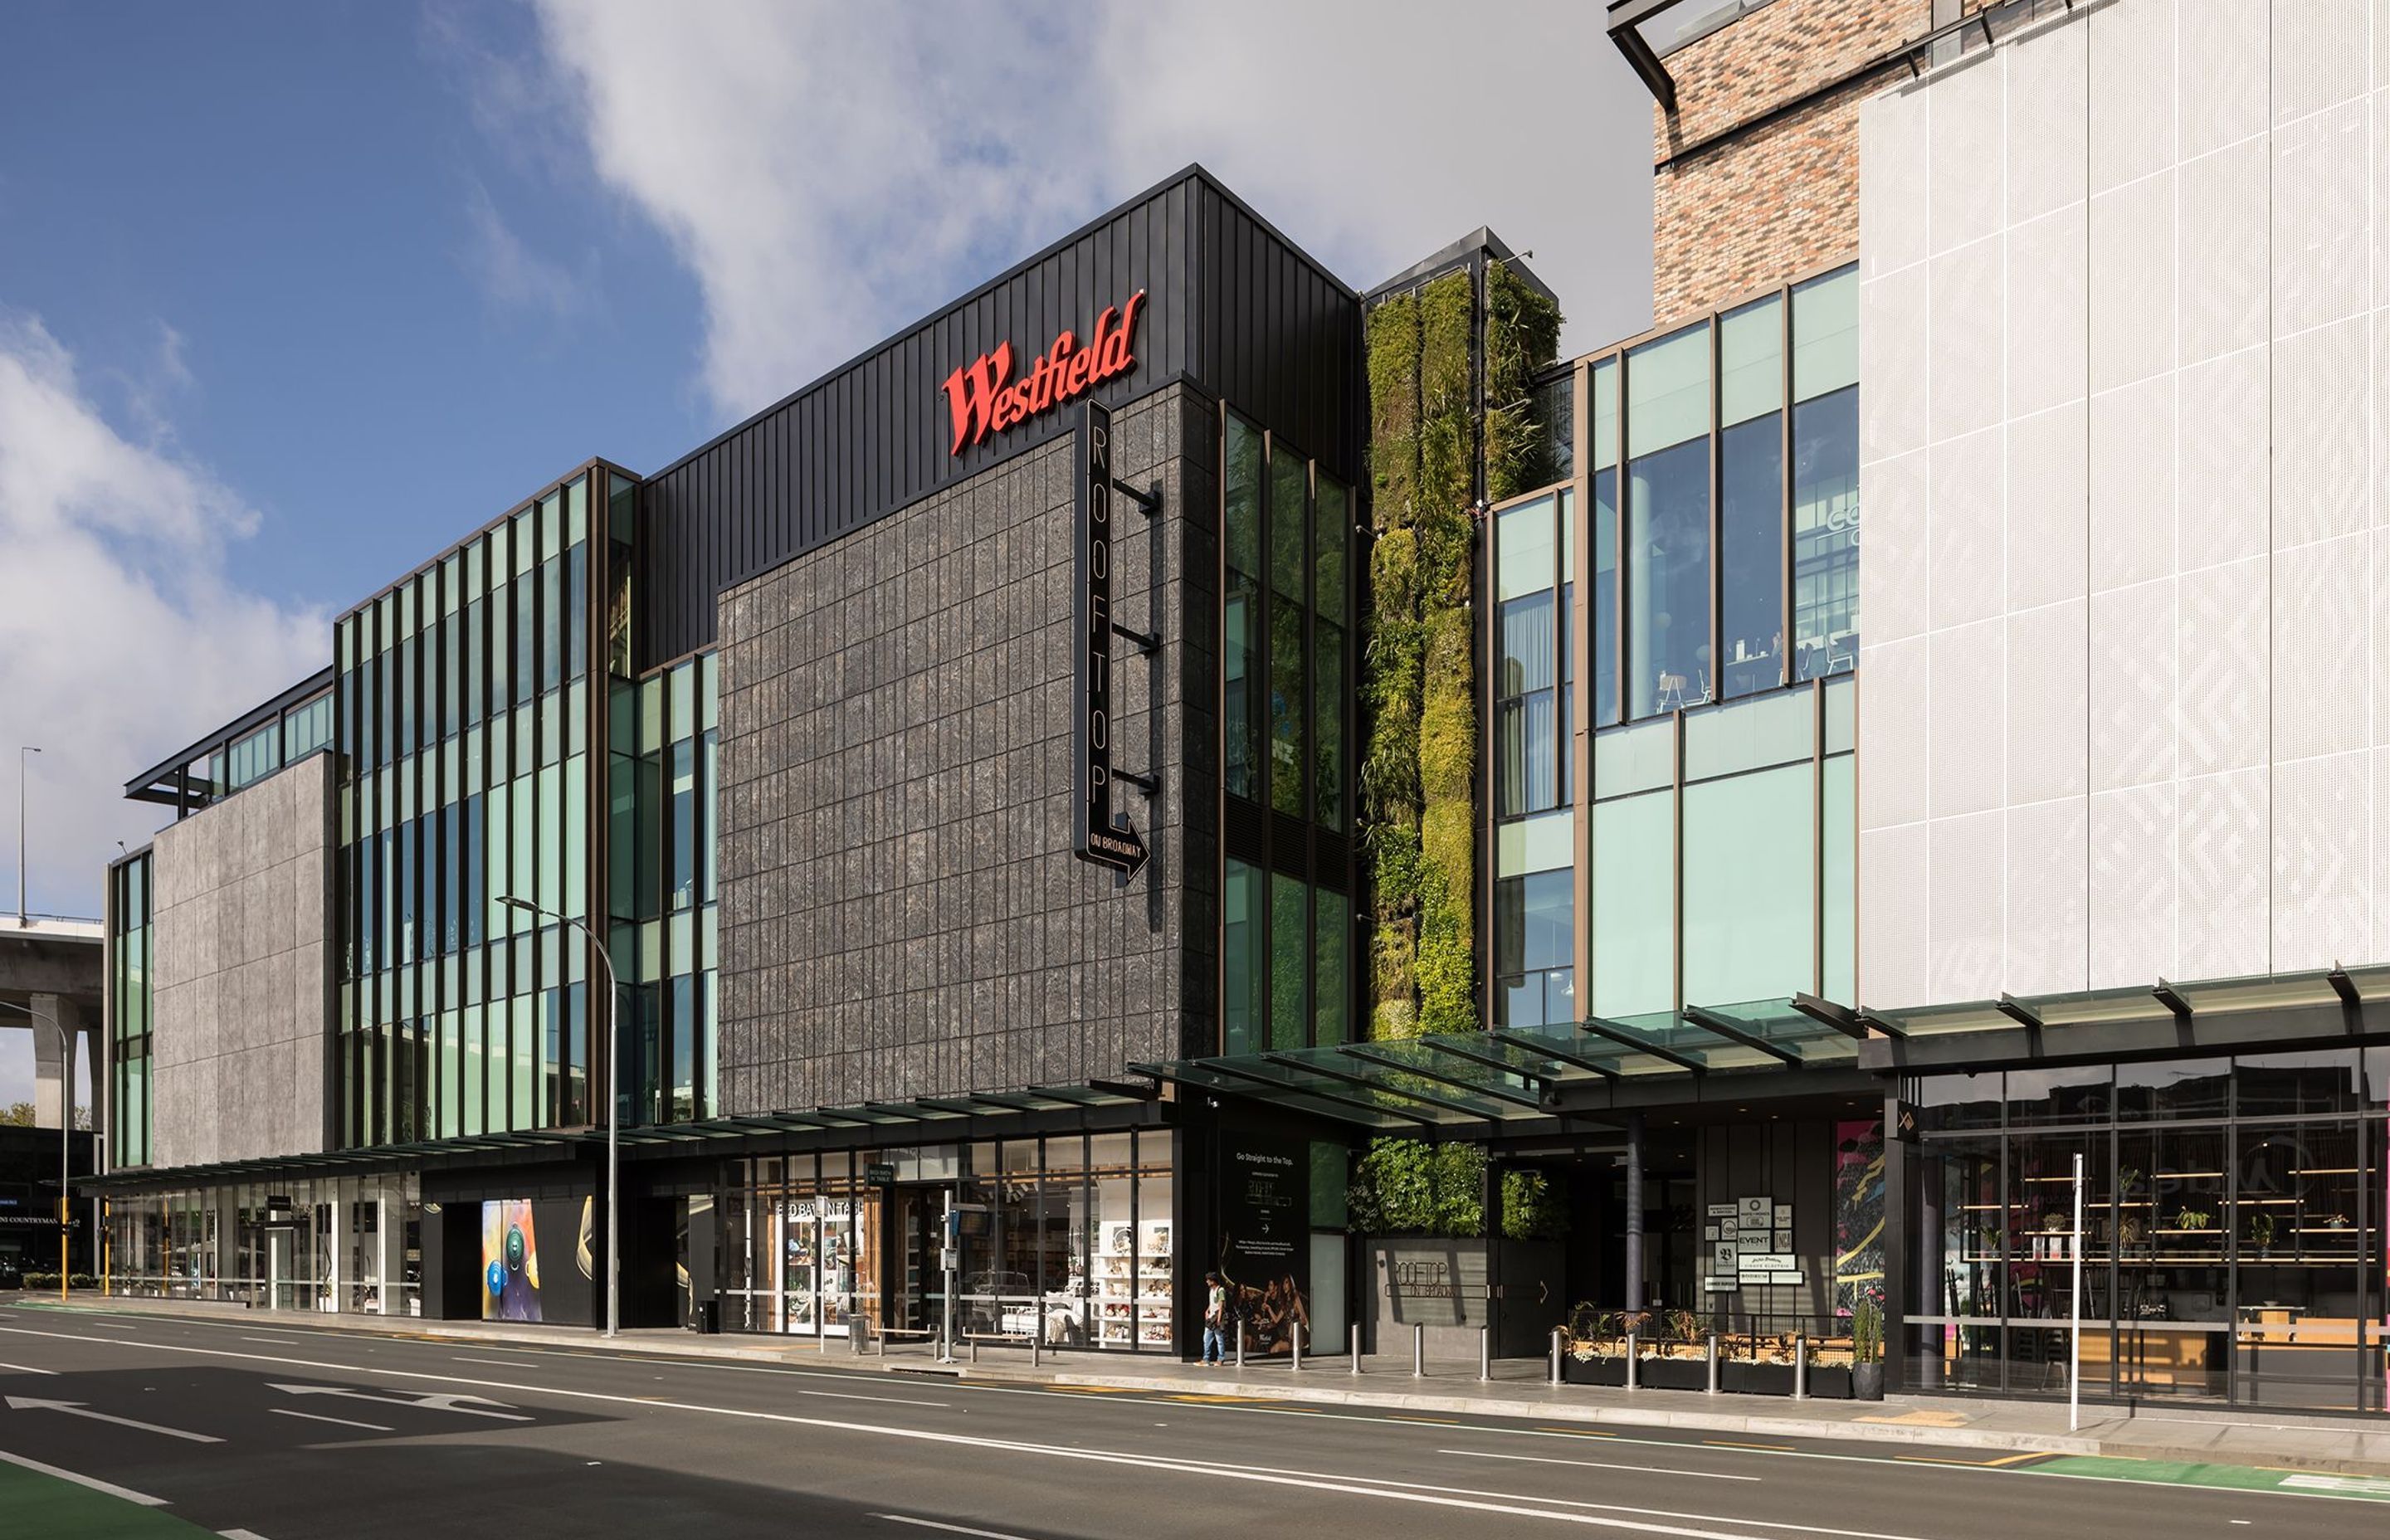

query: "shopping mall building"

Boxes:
[89, 0, 2390, 1413]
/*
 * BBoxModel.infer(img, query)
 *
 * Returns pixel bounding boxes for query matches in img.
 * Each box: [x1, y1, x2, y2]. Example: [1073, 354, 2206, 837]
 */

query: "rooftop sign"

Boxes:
[943, 291, 1145, 456]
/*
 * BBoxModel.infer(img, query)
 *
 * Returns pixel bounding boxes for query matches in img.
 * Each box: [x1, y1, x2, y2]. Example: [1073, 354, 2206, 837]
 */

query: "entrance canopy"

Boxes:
[1856, 962, 2390, 1073]
[1131, 997, 1867, 1136]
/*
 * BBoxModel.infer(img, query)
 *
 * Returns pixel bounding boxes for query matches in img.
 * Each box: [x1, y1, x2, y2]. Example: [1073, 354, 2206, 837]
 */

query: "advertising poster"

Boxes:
[482, 1196, 598, 1324]
[1834, 1118, 1886, 1315]
[1218, 1132, 1308, 1353]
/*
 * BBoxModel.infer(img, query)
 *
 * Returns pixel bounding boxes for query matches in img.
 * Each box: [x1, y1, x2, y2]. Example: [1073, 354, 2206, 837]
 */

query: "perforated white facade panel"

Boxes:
[1856, 0, 2388, 1009]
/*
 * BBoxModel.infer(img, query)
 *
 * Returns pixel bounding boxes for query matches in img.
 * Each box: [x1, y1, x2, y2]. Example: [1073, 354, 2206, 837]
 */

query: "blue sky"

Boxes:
[0, 2, 1651, 1112]
[2, 1, 710, 613]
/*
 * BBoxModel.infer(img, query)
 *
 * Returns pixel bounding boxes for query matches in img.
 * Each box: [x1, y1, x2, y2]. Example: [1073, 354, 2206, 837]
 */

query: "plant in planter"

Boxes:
[2175, 1208, 2212, 1232]
[2247, 1213, 2275, 1254]
[1851, 1298, 1885, 1401]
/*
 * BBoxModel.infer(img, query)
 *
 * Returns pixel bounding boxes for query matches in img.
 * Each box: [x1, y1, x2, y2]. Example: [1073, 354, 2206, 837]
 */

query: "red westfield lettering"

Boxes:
[942, 290, 1145, 456]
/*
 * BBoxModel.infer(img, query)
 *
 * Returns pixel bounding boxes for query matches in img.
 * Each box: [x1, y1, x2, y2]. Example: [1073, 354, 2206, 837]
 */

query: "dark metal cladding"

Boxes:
[635, 165, 1364, 667]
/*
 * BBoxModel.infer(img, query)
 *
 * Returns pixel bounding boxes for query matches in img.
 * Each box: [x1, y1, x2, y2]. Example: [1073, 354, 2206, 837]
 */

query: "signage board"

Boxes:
[1705, 1202, 1739, 1219]
[1734, 1232, 1772, 1255]
[1737, 1196, 1770, 1226]
[1737, 1253, 1797, 1274]
[865, 1162, 895, 1188]
[944, 292, 1145, 456]
[1072, 398, 1146, 877]
[1703, 1278, 1740, 1294]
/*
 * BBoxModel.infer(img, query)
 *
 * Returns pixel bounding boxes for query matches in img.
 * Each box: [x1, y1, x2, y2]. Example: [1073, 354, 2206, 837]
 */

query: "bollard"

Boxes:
[1292, 1323, 1304, 1372]
[1627, 1330, 1641, 1391]
[970, 1334, 980, 1366]
[1706, 1333, 1719, 1395]
[1032, 1325, 1041, 1369]
[1478, 1324, 1491, 1383]
[1236, 1321, 1246, 1370]
[1792, 1333, 1808, 1401]
[1549, 1325, 1563, 1386]
[1413, 1323, 1426, 1378]
[1351, 1323, 1363, 1375]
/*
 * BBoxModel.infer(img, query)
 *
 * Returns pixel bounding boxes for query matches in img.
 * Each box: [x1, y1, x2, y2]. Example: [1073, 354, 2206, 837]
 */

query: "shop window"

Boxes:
[1625, 324, 1712, 718]
[2007, 1065, 2112, 1127]
[2117, 1059, 2231, 1122]
[2234, 1050, 2367, 1118]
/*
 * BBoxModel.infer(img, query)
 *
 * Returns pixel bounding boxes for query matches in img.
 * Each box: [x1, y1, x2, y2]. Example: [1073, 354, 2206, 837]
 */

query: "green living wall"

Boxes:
[1356, 255, 1563, 1231]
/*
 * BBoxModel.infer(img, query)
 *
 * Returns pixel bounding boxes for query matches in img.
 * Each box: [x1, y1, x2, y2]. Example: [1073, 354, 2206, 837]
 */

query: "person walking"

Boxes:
[1202, 1271, 1228, 1365]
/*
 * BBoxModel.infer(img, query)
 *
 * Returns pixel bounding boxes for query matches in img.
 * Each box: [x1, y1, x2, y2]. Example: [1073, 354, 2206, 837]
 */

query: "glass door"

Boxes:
[2115, 1126, 2228, 1400]
[2232, 1121, 2369, 1408]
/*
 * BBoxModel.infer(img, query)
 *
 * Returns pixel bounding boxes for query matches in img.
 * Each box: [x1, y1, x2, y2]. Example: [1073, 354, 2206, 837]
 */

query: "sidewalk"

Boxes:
[16, 1293, 2390, 1477]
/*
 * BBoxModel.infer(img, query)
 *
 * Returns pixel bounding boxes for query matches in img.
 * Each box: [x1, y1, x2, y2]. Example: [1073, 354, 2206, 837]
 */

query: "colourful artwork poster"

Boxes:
[482, 1199, 541, 1323]
[1833, 1117, 1885, 1316]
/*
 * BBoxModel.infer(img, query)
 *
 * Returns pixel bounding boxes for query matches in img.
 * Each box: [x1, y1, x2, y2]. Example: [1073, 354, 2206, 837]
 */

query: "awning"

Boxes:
[77, 1129, 592, 1193]
[611, 1081, 1160, 1157]
[1130, 997, 1866, 1135]
[1857, 963, 2390, 1071]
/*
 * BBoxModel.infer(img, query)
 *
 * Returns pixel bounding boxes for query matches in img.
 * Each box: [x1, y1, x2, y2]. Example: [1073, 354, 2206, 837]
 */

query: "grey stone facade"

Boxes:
[715, 384, 1218, 1111]
[148, 753, 334, 1167]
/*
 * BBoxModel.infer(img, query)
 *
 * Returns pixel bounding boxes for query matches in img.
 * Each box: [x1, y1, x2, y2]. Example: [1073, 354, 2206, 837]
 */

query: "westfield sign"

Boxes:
[941, 290, 1145, 456]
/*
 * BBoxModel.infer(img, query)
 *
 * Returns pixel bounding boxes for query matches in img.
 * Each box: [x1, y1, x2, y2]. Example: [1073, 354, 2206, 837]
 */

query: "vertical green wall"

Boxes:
[1360, 258, 1560, 1045]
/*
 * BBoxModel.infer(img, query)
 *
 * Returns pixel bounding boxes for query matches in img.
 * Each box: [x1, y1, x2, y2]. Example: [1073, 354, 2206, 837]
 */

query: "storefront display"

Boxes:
[1904, 1050, 2388, 1411]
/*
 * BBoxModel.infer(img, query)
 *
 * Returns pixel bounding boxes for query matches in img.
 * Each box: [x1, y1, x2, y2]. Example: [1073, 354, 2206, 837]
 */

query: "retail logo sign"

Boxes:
[944, 290, 1146, 456]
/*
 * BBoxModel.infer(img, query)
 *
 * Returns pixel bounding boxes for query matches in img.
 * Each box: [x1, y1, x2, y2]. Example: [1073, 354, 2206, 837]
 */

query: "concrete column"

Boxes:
[29, 993, 74, 1128]
[1624, 1110, 1645, 1313]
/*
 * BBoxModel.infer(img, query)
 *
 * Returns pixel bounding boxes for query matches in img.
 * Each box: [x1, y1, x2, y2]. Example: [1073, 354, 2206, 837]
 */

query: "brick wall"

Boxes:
[713, 385, 1218, 1111]
[1649, 0, 1930, 327]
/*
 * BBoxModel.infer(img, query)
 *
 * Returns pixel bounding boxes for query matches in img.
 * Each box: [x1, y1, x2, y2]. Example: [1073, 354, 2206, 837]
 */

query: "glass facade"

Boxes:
[109, 852, 154, 1169]
[718, 1132, 1177, 1352]
[611, 651, 720, 1126]
[335, 473, 602, 1148]
[1489, 263, 1860, 1034]
[1219, 407, 1353, 1054]
[105, 1173, 422, 1315]
[1905, 1052, 2390, 1411]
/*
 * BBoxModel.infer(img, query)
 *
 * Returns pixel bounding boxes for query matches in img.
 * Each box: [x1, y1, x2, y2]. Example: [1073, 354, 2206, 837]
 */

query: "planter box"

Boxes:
[1852, 1362, 1884, 1401]
[1807, 1365, 1853, 1399]
[1562, 1355, 1627, 1386]
[1638, 1356, 1710, 1391]
[1720, 1360, 1798, 1396]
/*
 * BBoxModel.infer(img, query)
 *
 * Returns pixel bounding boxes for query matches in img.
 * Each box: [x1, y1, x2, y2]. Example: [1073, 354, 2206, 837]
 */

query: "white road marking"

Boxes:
[90, 1320, 139, 1330]
[220, 1529, 276, 1539]
[270, 1383, 529, 1421]
[4, 1393, 223, 1442]
[1441, 1448, 1761, 1483]
[875, 1517, 1041, 1540]
[453, 1356, 543, 1368]
[0, 1447, 169, 1505]
[0, 1361, 58, 1375]
[242, 1337, 300, 1345]
[271, 1407, 394, 1433]
[0, 1323, 1919, 1537]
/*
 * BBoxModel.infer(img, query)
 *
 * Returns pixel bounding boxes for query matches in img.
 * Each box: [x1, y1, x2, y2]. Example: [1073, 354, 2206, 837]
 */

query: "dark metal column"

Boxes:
[1624, 1111, 1645, 1312]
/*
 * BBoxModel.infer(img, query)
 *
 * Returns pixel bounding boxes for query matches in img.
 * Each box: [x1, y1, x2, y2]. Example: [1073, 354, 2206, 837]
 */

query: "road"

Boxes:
[0, 1301, 2382, 1539]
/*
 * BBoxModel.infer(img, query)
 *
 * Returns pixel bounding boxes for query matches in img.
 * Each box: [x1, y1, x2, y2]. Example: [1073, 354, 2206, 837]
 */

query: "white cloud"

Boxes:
[463, 182, 598, 320]
[523, 0, 1652, 422]
[0, 313, 325, 928]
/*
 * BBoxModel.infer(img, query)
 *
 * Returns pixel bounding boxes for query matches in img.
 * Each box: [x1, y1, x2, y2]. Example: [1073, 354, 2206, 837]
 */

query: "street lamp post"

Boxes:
[0, 997, 71, 1299]
[498, 896, 618, 1338]
[17, 745, 40, 928]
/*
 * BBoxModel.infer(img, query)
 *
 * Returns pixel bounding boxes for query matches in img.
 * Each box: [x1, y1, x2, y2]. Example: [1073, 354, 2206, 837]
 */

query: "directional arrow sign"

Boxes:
[1085, 816, 1148, 880]
[5, 1395, 224, 1443]
[269, 1382, 529, 1421]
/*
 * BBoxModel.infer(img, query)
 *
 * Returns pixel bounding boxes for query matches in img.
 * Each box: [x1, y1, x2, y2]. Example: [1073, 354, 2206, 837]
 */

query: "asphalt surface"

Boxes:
[0, 1301, 2382, 1538]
